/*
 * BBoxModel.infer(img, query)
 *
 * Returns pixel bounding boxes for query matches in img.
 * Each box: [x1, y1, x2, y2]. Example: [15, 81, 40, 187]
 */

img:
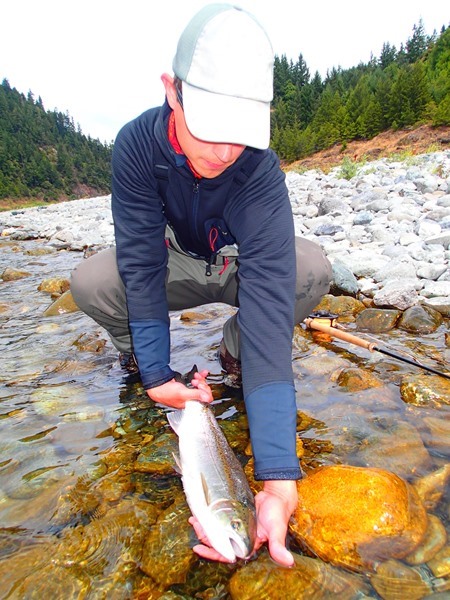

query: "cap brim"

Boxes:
[181, 82, 270, 150]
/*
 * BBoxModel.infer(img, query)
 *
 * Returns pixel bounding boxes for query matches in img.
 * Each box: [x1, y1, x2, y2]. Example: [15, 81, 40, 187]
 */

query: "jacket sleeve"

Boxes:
[111, 116, 176, 388]
[227, 151, 301, 480]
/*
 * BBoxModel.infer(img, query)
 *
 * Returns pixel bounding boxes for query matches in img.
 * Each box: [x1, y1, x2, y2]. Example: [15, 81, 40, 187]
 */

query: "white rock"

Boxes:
[373, 280, 419, 310]
[421, 280, 450, 298]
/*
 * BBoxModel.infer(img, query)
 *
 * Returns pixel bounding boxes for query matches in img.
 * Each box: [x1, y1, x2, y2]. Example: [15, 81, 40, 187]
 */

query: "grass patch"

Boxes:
[337, 156, 359, 180]
[0, 198, 60, 212]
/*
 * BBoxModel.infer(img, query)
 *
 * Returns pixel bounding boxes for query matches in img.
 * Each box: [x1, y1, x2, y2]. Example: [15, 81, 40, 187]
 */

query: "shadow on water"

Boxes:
[0, 239, 449, 598]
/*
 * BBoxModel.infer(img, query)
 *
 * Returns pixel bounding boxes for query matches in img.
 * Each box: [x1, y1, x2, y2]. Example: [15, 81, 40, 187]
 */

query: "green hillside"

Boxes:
[0, 80, 112, 204]
[271, 21, 450, 161]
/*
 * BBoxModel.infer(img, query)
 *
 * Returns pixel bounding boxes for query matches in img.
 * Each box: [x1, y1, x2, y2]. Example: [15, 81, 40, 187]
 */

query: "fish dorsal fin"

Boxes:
[201, 473, 212, 505]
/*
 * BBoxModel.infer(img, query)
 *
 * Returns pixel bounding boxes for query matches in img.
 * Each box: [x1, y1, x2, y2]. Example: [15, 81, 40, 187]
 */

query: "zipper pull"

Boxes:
[205, 261, 212, 277]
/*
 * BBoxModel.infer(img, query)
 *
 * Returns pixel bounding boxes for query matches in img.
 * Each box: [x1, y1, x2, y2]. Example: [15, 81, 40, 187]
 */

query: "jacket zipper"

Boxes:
[191, 179, 200, 242]
[191, 179, 213, 277]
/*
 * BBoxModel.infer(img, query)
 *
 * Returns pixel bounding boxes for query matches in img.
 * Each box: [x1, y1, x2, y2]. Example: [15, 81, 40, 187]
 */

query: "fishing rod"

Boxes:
[304, 311, 450, 380]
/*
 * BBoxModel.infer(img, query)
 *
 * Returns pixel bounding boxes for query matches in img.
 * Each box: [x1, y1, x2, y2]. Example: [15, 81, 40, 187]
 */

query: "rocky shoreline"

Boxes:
[1, 150, 450, 315]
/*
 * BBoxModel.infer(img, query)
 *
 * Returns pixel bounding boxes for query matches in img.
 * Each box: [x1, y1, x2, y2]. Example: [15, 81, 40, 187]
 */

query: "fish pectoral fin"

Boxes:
[166, 409, 183, 433]
[172, 452, 182, 474]
[201, 473, 212, 505]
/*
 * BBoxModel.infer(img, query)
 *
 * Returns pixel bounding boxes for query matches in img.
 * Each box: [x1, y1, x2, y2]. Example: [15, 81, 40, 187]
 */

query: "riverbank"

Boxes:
[1, 150, 449, 315]
[0, 151, 449, 598]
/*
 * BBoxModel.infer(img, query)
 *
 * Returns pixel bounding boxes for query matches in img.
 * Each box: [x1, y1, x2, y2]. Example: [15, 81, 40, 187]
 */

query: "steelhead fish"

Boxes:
[167, 400, 256, 561]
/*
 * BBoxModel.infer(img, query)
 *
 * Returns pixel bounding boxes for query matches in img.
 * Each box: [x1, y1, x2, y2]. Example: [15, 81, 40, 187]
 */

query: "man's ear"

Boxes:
[161, 73, 177, 110]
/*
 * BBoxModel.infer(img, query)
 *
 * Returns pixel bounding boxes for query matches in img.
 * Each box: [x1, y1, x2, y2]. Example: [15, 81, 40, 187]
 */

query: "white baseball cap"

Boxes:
[172, 4, 274, 149]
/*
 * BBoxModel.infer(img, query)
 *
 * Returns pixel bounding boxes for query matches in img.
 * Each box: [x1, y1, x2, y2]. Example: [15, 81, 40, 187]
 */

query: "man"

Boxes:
[71, 4, 331, 566]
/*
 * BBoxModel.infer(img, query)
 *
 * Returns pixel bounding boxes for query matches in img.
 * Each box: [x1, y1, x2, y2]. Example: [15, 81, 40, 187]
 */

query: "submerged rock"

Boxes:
[355, 308, 401, 332]
[229, 550, 369, 600]
[404, 514, 447, 565]
[1, 266, 31, 281]
[336, 367, 385, 391]
[290, 465, 428, 572]
[43, 290, 80, 316]
[352, 418, 432, 480]
[72, 332, 107, 353]
[370, 558, 432, 599]
[412, 464, 450, 511]
[140, 494, 196, 586]
[401, 374, 450, 408]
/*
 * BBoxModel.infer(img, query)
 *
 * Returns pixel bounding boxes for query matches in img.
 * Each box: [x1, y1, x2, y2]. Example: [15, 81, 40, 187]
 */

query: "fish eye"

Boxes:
[230, 519, 243, 531]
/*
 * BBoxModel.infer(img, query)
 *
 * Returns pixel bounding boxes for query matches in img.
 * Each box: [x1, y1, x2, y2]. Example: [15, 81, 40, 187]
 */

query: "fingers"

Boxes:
[188, 516, 205, 540]
[193, 369, 209, 380]
[267, 539, 294, 567]
[251, 532, 267, 556]
[193, 544, 234, 563]
[188, 517, 236, 563]
[254, 486, 297, 567]
[189, 377, 213, 403]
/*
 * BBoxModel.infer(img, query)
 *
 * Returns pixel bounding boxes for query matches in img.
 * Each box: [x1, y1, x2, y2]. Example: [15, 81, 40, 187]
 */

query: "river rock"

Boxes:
[422, 280, 450, 298]
[37, 277, 70, 294]
[25, 246, 56, 256]
[401, 374, 450, 408]
[370, 559, 432, 599]
[421, 417, 450, 458]
[140, 494, 195, 586]
[1, 267, 31, 281]
[313, 294, 366, 319]
[72, 332, 106, 353]
[398, 304, 443, 333]
[427, 545, 450, 579]
[134, 433, 179, 475]
[351, 418, 432, 480]
[373, 258, 417, 283]
[334, 250, 390, 278]
[229, 550, 369, 599]
[330, 260, 359, 295]
[355, 308, 400, 332]
[290, 465, 428, 572]
[373, 279, 419, 310]
[404, 514, 447, 565]
[422, 296, 450, 317]
[336, 367, 384, 391]
[416, 263, 447, 280]
[43, 290, 80, 316]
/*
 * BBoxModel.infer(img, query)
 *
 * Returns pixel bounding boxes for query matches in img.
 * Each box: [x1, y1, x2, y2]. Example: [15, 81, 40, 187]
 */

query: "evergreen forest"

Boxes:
[271, 20, 450, 161]
[0, 19, 449, 203]
[0, 80, 112, 202]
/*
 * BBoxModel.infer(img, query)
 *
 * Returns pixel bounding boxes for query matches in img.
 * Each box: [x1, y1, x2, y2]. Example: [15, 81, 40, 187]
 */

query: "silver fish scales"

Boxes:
[167, 400, 256, 561]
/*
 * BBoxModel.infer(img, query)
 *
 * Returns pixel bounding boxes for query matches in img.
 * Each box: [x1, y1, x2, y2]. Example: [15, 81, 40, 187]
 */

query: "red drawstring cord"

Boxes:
[219, 257, 229, 275]
[208, 227, 229, 275]
[209, 227, 218, 252]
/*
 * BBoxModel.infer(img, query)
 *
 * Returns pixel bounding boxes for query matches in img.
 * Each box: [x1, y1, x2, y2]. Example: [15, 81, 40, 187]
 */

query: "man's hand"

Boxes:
[189, 479, 298, 566]
[253, 479, 298, 567]
[146, 369, 213, 408]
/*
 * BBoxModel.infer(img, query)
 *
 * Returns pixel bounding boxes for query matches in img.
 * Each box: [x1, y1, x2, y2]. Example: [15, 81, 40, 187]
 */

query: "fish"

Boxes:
[167, 400, 256, 562]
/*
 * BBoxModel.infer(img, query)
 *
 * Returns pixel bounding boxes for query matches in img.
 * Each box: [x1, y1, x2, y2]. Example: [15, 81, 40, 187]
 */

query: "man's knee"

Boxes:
[295, 237, 331, 293]
[70, 247, 119, 315]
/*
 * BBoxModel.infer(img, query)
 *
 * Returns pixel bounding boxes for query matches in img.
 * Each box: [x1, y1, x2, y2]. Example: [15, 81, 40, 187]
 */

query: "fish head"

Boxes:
[209, 498, 257, 560]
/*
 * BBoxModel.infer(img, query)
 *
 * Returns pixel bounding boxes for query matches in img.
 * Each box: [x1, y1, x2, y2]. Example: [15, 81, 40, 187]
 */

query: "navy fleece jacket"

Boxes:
[111, 102, 301, 480]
